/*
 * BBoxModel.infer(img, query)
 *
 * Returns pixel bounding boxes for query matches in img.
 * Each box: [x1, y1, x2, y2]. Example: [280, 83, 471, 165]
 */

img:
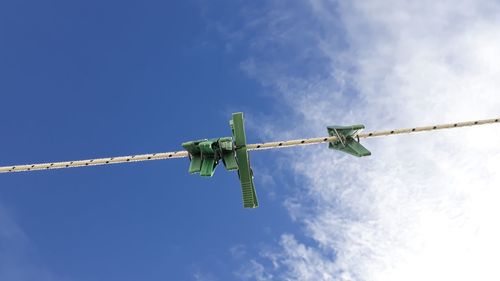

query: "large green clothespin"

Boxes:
[327, 125, 371, 157]
[230, 112, 258, 208]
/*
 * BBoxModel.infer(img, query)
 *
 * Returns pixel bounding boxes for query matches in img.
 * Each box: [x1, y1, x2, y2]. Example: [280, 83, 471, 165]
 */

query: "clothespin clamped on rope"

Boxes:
[327, 125, 371, 157]
[230, 112, 258, 208]
[182, 137, 238, 177]
[2, 109, 498, 208]
[182, 112, 258, 208]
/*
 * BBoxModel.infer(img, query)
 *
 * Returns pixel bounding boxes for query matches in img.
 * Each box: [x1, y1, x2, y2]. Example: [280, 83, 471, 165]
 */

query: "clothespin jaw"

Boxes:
[231, 112, 259, 209]
[327, 125, 371, 157]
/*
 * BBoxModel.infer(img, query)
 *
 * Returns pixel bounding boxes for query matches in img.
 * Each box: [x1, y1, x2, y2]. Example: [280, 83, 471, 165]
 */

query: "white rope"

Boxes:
[0, 151, 188, 173]
[247, 117, 500, 150]
[0, 117, 498, 174]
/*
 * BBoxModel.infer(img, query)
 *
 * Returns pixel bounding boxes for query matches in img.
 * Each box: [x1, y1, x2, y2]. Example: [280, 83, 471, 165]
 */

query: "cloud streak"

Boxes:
[237, 0, 500, 280]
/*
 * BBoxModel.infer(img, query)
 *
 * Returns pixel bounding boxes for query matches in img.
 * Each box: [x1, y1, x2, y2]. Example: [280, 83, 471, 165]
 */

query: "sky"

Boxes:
[1, 1, 500, 281]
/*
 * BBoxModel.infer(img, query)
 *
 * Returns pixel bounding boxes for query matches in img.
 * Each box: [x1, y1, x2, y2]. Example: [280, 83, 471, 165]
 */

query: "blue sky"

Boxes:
[0, 1, 298, 280]
[2, 1, 500, 281]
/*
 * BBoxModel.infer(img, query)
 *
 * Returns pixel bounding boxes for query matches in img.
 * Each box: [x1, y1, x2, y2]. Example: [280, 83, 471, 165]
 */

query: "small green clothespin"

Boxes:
[182, 139, 205, 174]
[182, 137, 238, 177]
[218, 137, 238, 171]
[327, 125, 371, 157]
[198, 139, 218, 176]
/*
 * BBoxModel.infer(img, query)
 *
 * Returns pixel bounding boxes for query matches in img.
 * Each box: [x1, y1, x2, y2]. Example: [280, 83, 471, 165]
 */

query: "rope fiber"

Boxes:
[1, 117, 498, 174]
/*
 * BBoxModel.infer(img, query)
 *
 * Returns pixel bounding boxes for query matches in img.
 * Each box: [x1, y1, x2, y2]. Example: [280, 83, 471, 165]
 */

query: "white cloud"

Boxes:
[235, 259, 273, 281]
[238, 0, 500, 280]
[229, 244, 248, 259]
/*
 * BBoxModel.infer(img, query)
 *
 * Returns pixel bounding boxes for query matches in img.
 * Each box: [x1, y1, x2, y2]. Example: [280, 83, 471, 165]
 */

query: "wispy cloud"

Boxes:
[235, 259, 273, 281]
[229, 0, 500, 280]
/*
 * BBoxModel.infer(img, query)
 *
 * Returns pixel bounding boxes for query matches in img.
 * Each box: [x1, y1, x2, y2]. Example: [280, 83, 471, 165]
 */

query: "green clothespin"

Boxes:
[327, 125, 371, 157]
[218, 137, 238, 171]
[230, 112, 258, 208]
[182, 139, 204, 174]
[182, 137, 238, 177]
[198, 139, 219, 176]
[182, 112, 258, 208]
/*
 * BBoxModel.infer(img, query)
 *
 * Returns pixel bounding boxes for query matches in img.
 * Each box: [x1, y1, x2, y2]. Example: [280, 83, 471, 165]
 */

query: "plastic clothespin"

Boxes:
[327, 125, 371, 157]
[231, 112, 259, 208]
[217, 137, 238, 171]
[182, 137, 238, 177]
[198, 139, 219, 177]
[181, 112, 259, 209]
[182, 139, 205, 174]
